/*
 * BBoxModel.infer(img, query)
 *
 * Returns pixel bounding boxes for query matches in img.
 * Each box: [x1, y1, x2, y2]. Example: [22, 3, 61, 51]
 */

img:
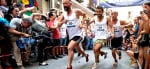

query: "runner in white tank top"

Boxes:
[110, 11, 123, 66]
[58, 0, 89, 69]
[87, 6, 113, 69]
[110, 11, 133, 66]
[93, 16, 108, 40]
[63, 10, 83, 40]
[113, 20, 123, 38]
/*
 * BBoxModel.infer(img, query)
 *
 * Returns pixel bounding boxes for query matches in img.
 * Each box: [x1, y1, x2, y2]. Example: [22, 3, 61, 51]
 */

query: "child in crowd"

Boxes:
[126, 34, 138, 66]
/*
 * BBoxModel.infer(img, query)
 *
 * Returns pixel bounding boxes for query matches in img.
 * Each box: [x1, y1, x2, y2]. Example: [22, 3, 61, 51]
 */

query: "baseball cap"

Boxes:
[22, 17, 33, 24]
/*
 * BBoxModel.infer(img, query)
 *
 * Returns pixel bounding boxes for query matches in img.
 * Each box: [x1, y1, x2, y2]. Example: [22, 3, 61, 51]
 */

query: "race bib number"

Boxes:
[96, 25, 104, 31]
[67, 20, 76, 27]
[114, 27, 119, 32]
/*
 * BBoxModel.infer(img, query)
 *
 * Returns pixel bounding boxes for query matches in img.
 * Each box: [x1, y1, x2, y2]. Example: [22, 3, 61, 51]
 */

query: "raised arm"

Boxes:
[120, 20, 133, 28]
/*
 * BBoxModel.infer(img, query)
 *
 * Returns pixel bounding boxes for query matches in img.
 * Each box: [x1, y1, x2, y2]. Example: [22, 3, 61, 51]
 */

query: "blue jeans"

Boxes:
[60, 38, 67, 46]
[85, 36, 94, 49]
[89, 38, 93, 49]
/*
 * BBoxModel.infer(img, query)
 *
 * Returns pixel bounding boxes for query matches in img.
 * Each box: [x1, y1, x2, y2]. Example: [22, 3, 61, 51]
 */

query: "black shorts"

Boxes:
[70, 36, 83, 44]
[111, 36, 123, 48]
[138, 34, 150, 47]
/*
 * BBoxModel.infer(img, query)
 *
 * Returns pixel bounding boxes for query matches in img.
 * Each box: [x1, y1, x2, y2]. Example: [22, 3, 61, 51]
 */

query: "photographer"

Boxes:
[31, 13, 51, 66]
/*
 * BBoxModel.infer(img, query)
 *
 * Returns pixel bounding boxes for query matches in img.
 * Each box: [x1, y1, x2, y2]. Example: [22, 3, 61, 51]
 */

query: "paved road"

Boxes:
[21, 47, 137, 69]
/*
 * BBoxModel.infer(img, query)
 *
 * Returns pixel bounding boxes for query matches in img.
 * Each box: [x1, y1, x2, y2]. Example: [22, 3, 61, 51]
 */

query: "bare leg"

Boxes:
[100, 50, 107, 59]
[75, 43, 89, 62]
[139, 47, 144, 68]
[112, 49, 118, 66]
[67, 40, 77, 68]
[144, 46, 149, 69]
[116, 50, 122, 60]
[93, 43, 101, 63]
[126, 50, 136, 64]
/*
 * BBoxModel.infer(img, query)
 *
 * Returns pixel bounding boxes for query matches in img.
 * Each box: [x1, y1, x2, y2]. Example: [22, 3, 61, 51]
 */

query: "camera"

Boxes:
[31, 30, 53, 46]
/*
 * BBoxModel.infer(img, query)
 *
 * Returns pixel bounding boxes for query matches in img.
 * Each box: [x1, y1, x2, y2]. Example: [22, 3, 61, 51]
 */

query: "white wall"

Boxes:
[109, 6, 143, 20]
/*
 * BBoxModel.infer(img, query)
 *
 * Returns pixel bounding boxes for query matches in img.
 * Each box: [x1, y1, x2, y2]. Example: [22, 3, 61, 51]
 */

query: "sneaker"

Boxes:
[113, 62, 118, 66]
[113, 60, 118, 66]
[92, 63, 98, 69]
[39, 62, 48, 66]
[67, 65, 72, 69]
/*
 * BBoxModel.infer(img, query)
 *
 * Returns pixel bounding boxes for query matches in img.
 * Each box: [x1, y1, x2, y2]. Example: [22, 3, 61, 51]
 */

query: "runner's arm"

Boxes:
[57, 14, 66, 27]
[107, 17, 115, 39]
[120, 20, 133, 28]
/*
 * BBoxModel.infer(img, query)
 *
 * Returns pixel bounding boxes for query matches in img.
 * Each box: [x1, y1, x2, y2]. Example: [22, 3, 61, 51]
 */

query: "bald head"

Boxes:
[111, 11, 118, 15]
[111, 11, 118, 19]
[63, 0, 71, 4]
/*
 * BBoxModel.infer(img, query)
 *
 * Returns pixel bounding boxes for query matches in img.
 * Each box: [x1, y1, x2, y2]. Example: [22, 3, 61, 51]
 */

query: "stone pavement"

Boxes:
[22, 47, 136, 69]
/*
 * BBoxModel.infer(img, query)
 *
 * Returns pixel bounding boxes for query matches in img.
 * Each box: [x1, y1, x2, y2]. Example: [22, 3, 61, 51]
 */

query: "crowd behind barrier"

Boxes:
[0, 0, 150, 69]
